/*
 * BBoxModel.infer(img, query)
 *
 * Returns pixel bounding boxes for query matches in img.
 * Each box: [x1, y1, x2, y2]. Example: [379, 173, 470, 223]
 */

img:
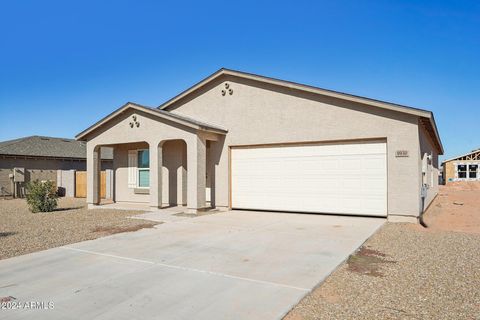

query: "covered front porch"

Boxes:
[77, 103, 227, 214]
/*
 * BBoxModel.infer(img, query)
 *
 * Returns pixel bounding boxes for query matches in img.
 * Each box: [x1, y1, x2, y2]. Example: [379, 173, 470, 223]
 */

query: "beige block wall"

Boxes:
[113, 142, 150, 203]
[162, 140, 187, 206]
[112, 140, 187, 205]
[85, 108, 207, 209]
[166, 75, 424, 217]
[418, 123, 439, 210]
[0, 157, 87, 196]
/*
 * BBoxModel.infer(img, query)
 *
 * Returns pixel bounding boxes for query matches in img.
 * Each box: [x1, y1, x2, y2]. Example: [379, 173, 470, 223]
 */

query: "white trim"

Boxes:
[75, 103, 227, 140]
[231, 141, 387, 216]
[452, 162, 480, 181]
[128, 150, 137, 188]
[136, 149, 150, 189]
[137, 170, 150, 189]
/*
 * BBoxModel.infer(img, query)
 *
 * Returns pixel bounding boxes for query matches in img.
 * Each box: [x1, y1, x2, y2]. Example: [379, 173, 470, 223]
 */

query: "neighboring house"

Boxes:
[442, 149, 480, 183]
[76, 68, 443, 223]
[0, 136, 112, 197]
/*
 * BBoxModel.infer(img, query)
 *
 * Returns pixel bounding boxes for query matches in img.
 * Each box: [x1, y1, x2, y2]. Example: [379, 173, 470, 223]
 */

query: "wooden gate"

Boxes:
[75, 171, 87, 198]
[75, 171, 106, 198]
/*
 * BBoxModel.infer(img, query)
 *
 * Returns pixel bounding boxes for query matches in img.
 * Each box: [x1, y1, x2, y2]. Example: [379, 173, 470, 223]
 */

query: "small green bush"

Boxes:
[26, 180, 58, 213]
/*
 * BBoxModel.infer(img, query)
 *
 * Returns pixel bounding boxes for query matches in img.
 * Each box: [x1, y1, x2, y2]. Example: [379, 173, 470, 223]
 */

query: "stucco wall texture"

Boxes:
[85, 108, 210, 211]
[166, 76, 435, 218]
[84, 75, 440, 219]
[418, 123, 439, 210]
[0, 157, 113, 197]
[0, 157, 85, 196]
[111, 140, 188, 205]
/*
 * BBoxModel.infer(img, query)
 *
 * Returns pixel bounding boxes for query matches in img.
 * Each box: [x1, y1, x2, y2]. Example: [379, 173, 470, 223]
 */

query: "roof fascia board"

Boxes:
[428, 114, 444, 154]
[76, 103, 226, 140]
[228, 70, 433, 118]
[158, 68, 442, 154]
[442, 150, 480, 163]
[75, 103, 132, 140]
[0, 154, 87, 161]
[159, 69, 432, 118]
[141, 104, 227, 134]
[158, 69, 225, 111]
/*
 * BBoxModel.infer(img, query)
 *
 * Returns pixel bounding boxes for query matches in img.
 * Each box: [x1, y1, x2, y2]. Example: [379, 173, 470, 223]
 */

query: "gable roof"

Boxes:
[0, 136, 113, 159]
[158, 68, 443, 154]
[442, 148, 480, 163]
[75, 102, 228, 140]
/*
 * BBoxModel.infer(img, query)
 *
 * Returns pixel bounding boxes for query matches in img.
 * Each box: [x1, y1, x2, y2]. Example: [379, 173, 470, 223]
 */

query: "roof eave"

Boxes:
[158, 69, 226, 110]
[428, 114, 444, 155]
[158, 68, 433, 118]
[0, 153, 85, 160]
[157, 68, 443, 154]
[442, 150, 480, 163]
[75, 102, 227, 141]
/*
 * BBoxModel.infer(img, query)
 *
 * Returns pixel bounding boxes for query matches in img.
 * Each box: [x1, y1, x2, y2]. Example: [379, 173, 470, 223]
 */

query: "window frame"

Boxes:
[457, 164, 467, 179]
[137, 149, 150, 189]
[468, 164, 478, 179]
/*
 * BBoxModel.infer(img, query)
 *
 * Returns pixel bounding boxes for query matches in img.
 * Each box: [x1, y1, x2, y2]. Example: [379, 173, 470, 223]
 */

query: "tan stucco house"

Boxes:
[76, 69, 443, 222]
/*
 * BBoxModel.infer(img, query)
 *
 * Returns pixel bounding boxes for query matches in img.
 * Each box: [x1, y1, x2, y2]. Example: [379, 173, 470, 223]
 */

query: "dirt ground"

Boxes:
[0, 197, 157, 260]
[422, 182, 480, 234]
[285, 183, 480, 319]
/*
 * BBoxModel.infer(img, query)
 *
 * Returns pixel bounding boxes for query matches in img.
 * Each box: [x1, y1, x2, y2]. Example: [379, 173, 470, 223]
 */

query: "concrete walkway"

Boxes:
[0, 211, 384, 320]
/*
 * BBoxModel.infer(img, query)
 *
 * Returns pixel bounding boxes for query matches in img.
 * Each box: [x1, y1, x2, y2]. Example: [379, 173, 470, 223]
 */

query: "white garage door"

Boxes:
[231, 141, 387, 216]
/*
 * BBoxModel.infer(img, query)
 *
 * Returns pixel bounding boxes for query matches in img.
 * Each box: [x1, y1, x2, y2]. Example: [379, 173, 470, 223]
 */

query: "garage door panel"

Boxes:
[231, 142, 387, 216]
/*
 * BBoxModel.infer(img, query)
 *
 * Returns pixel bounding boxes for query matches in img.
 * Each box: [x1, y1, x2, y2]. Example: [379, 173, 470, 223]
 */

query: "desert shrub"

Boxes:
[26, 180, 58, 212]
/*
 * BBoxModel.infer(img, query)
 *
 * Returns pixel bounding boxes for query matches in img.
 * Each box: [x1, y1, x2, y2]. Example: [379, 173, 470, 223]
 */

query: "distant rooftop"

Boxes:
[442, 147, 480, 163]
[0, 136, 113, 160]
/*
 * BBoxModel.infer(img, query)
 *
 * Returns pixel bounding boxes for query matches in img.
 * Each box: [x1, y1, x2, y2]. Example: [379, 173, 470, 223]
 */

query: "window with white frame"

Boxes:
[469, 164, 478, 179]
[137, 149, 150, 188]
[457, 164, 467, 179]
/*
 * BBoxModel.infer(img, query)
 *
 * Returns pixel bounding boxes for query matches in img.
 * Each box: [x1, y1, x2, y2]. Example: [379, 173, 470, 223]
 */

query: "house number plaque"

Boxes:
[395, 150, 409, 157]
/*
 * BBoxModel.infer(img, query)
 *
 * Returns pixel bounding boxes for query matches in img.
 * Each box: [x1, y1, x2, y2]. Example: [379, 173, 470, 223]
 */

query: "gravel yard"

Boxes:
[285, 184, 480, 320]
[0, 198, 157, 260]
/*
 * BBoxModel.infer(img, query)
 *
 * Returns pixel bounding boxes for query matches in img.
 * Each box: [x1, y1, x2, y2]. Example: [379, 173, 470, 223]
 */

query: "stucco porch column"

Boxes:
[149, 142, 162, 208]
[187, 136, 207, 213]
[87, 145, 101, 208]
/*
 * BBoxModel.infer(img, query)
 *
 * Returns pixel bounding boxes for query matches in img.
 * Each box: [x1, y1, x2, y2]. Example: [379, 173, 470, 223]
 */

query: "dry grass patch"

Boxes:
[346, 247, 396, 278]
[92, 223, 156, 235]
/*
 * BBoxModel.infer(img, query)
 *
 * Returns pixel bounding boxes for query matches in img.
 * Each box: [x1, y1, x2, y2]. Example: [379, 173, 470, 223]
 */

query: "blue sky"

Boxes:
[0, 0, 478, 161]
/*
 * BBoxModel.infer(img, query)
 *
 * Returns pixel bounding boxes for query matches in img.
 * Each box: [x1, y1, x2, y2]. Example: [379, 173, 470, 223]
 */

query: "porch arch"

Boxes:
[160, 139, 187, 206]
[150, 136, 208, 212]
[83, 104, 226, 212]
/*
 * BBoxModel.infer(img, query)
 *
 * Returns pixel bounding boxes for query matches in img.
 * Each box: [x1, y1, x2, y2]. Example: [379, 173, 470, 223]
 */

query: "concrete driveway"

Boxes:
[0, 210, 384, 320]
